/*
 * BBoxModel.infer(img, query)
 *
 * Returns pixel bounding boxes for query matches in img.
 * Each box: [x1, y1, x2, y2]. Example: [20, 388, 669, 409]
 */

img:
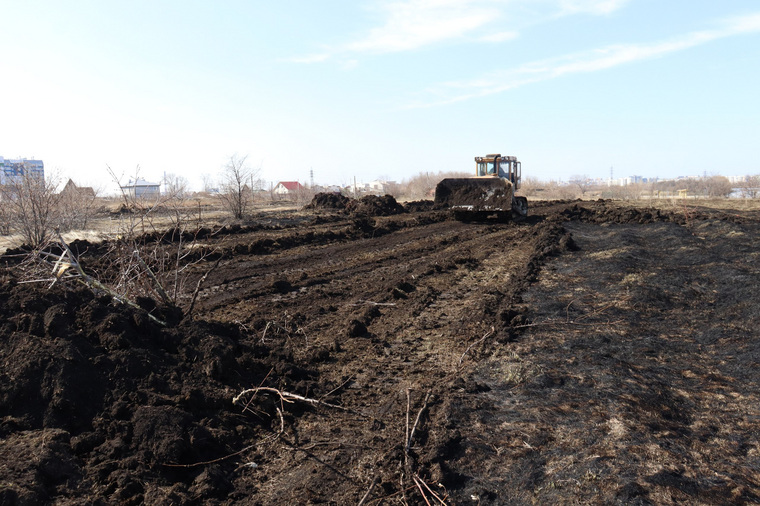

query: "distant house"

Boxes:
[273, 181, 304, 196]
[368, 180, 388, 194]
[60, 179, 96, 199]
[121, 179, 160, 199]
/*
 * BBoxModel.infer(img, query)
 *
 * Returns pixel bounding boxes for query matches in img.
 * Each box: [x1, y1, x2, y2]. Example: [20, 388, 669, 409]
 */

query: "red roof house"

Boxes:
[273, 181, 304, 195]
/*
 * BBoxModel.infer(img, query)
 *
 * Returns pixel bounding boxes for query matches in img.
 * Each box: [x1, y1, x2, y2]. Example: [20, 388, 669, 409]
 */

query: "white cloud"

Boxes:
[410, 11, 760, 107]
[479, 30, 519, 43]
[290, 0, 635, 63]
[346, 0, 500, 54]
[557, 0, 630, 16]
[288, 53, 331, 64]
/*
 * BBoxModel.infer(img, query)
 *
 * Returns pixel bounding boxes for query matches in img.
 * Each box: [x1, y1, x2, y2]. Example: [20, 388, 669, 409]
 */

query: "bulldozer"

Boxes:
[434, 154, 528, 221]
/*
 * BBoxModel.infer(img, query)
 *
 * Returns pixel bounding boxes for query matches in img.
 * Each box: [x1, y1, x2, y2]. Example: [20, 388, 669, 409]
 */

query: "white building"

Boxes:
[0, 157, 44, 185]
[121, 179, 161, 199]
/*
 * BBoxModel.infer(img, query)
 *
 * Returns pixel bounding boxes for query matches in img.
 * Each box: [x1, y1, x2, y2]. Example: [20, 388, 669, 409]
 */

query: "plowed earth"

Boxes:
[2, 199, 760, 505]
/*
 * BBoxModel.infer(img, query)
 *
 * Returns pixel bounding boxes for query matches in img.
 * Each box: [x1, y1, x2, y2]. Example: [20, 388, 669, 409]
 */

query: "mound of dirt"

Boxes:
[304, 192, 352, 210]
[403, 199, 436, 213]
[0, 279, 310, 505]
[346, 194, 406, 216]
[560, 201, 673, 224]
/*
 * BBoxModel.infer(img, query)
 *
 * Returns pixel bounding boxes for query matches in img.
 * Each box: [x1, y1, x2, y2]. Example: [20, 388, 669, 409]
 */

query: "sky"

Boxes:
[1, 0, 759, 193]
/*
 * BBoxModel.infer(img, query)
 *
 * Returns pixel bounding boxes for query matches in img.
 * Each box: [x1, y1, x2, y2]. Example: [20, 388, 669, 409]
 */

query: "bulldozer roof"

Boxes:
[475, 154, 518, 162]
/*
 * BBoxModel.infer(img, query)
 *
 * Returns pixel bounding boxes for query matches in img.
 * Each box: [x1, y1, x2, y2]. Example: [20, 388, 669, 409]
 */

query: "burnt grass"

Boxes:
[1, 198, 760, 504]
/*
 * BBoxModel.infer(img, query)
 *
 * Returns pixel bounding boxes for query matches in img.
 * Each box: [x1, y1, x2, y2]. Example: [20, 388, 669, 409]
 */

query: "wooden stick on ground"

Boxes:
[407, 391, 432, 454]
[357, 476, 379, 506]
[458, 326, 494, 367]
[233, 386, 362, 415]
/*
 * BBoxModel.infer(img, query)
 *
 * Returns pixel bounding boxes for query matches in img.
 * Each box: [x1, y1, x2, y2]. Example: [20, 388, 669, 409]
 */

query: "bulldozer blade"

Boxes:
[434, 178, 513, 212]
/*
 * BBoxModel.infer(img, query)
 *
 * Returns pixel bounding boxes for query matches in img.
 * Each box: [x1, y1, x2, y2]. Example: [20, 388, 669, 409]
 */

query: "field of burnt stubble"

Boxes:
[1, 196, 759, 505]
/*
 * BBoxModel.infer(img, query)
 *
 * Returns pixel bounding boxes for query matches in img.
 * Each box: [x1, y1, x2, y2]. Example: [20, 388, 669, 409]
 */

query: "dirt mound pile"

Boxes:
[559, 202, 673, 224]
[403, 200, 435, 213]
[0, 279, 305, 504]
[346, 194, 406, 216]
[304, 192, 352, 210]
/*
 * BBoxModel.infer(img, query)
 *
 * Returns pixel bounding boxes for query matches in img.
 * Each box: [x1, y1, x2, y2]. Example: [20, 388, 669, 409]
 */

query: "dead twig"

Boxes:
[320, 376, 354, 403]
[349, 300, 397, 307]
[233, 386, 362, 416]
[133, 250, 172, 306]
[407, 392, 432, 455]
[186, 255, 223, 317]
[458, 326, 495, 367]
[404, 388, 412, 467]
[412, 475, 433, 506]
[357, 476, 380, 506]
[513, 318, 623, 329]
[164, 393, 286, 469]
[414, 475, 448, 505]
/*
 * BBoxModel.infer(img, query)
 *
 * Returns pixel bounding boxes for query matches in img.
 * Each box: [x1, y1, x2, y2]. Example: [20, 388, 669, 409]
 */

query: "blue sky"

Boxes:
[2, 0, 759, 192]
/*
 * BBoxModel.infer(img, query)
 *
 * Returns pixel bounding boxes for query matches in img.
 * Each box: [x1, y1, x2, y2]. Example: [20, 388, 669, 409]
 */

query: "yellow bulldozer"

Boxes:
[434, 153, 528, 221]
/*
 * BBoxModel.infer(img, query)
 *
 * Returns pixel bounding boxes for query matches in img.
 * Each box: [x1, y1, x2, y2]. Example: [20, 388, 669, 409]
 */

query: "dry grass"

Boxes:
[0, 197, 302, 254]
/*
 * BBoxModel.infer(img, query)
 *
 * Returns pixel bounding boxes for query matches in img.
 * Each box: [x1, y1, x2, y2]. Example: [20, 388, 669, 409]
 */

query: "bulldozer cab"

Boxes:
[475, 154, 521, 188]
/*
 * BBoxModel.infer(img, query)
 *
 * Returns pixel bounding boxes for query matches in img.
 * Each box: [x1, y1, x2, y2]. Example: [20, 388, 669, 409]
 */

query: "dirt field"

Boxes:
[1, 198, 759, 504]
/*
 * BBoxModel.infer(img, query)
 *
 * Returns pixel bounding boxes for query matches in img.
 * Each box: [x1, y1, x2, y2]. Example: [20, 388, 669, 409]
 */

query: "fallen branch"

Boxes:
[55, 231, 167, 326]
[512, 318, 623, 330]
[233, 386, 359, 415]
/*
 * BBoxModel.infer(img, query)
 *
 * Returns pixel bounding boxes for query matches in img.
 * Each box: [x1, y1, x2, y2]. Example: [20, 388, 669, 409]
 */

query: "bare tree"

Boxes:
[702, 176, 733, 198]
[569, 174, 590, 197]
[200, 172, 215, 193]
[163, 173, 189, 199]
[1, 170, 61, 248]
[218, 155, 257, 219]
[740, 175, 760, 198]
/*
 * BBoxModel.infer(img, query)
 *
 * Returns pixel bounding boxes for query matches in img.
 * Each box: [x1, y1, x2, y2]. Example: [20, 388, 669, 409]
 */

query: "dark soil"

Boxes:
[2, 199, 760, 504]
[346, 194, 406, 216]
[305, 192, 352, 210]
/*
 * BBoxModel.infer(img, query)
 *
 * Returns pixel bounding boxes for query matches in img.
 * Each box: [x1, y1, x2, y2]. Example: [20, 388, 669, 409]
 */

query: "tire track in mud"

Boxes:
[187, 212, 579, 503]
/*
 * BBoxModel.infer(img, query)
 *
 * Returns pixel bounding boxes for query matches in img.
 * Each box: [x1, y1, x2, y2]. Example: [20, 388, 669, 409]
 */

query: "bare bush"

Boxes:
[218, 155, 258, 219]
[57, 180, 99, 231]
[0, 170, 61, 248]
[602, 183, 644, 200]
[540, 181, 577, 200]
[94, 166, 220, 320]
